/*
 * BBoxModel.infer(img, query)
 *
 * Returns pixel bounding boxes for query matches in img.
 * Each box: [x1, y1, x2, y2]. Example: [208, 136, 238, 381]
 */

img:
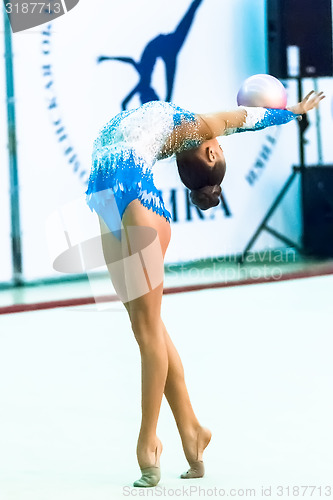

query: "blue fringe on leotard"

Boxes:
[85, 101, 201, 237]
[85, 144, 171, 222]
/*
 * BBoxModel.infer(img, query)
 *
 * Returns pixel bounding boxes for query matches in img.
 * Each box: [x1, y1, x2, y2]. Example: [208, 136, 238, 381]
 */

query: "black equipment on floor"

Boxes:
[302, 166, 333, 258]
[267, 0, 333, 78]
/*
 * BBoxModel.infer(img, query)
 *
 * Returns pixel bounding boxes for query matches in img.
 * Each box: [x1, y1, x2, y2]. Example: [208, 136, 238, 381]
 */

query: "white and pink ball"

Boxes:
[237, 74, 287, 109]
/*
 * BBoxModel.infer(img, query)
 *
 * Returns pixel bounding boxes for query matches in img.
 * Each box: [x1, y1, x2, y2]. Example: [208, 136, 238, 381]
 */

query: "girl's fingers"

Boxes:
[303, 90, 315, 101]
[314, 94, 326, 104]
[307, 91, 325, 108]
[304, 90, 324, 101]
[297, 90, 325, 112]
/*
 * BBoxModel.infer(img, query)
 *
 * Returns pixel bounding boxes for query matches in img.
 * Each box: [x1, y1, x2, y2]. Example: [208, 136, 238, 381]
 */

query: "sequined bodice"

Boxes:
[92, 101, 201, 170]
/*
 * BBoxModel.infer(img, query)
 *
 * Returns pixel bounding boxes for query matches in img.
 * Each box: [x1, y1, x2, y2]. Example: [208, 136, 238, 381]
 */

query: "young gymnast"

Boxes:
[85, 90, 324, 488]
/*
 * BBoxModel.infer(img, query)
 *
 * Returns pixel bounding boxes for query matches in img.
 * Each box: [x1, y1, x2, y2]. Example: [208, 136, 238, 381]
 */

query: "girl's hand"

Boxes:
[287, 90, 325, 115]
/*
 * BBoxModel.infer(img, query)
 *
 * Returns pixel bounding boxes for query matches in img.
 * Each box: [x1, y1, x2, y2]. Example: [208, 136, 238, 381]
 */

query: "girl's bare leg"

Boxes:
[127, 286, 168, 470]
[98, 203, 210, 480]
[98, 201, 170, 476]
[161, 320, 212, 473]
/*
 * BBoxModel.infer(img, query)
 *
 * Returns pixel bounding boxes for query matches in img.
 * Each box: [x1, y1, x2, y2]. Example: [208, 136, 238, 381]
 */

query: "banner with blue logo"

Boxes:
[4, 0, 333, 279]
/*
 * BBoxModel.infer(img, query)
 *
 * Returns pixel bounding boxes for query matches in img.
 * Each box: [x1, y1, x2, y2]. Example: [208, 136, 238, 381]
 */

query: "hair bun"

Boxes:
[190, 185, 222, 210]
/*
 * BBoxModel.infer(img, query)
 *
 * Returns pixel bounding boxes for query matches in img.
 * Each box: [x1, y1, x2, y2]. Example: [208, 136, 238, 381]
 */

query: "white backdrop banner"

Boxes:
[8, 0, 333, 279]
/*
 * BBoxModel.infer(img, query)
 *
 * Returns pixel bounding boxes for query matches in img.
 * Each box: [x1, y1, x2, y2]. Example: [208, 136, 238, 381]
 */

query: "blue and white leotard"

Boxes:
[85, 101, 200, 239]
[85, 101, 299, 239]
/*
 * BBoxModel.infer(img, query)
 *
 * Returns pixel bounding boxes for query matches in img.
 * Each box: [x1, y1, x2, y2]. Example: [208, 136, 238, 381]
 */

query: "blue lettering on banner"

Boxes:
[41, 23, 88, 183]
[245, 128, 280, 186]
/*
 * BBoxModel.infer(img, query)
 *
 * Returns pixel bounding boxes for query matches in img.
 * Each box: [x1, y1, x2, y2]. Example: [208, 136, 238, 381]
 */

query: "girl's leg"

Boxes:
[161, 320, 212, 471]
[98, 205, 210, 478]
[162, 319, 200, 432]
[98, 201, 171, 473]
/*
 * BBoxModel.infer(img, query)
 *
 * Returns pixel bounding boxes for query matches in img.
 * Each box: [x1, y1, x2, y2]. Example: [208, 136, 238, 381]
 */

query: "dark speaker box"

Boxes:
[301, 166, 333, 258]
[267, 0, 333, 78]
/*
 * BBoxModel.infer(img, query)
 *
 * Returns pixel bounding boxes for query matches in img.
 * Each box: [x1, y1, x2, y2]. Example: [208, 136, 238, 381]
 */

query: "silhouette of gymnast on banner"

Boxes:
[97, 0, 203, 110]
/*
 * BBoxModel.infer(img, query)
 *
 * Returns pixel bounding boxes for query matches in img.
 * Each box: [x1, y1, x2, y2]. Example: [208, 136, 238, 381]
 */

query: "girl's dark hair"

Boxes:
[176, 149, 226, 210]
[190, 185, 222, 210]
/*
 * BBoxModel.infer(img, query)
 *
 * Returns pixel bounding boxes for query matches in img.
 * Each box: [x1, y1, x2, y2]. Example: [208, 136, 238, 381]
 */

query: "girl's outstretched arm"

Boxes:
[197, 90, 325, 139]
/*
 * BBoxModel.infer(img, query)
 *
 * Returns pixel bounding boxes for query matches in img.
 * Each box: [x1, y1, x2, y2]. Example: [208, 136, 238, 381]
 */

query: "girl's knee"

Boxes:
[130, 312, 162, 345]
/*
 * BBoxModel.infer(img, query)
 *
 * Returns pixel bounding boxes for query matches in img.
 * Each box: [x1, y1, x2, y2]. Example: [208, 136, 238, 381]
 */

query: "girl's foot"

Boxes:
[133, 437, 163, 487]
[180, 426, 212, 479]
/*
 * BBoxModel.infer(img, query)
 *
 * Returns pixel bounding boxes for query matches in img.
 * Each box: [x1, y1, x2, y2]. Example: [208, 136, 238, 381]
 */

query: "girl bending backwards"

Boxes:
[85, 90, 324, 488]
